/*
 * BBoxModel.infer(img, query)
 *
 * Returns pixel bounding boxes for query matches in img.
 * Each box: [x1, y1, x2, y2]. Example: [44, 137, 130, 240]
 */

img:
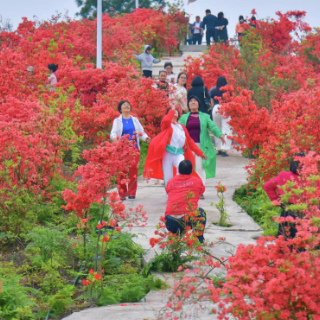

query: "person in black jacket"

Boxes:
[202, 9, 217, 46]
[215, 12, 229, 43]
[209, 76, 228, 106]
[187, 76, 211, 116]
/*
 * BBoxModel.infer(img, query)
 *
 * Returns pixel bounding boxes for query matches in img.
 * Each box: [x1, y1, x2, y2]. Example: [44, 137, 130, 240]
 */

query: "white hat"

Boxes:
[26, 66, 35, 72]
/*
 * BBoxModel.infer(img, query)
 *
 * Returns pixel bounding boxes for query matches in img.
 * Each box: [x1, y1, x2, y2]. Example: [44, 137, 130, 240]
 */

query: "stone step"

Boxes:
[180, 44, 208, 52]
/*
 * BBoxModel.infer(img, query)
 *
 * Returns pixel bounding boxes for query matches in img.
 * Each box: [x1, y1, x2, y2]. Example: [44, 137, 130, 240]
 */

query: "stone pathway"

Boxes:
[65, 150, 262, 320]
[64, 47, 261, 320]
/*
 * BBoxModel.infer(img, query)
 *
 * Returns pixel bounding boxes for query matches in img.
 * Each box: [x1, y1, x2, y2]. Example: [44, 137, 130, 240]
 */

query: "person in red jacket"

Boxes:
[263, 154, 304, 240]
[165, 159, 206, 243]
[144, 105, 207, 186]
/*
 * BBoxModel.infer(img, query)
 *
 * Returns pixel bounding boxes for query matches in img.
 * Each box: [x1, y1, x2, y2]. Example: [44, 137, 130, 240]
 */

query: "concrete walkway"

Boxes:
[64, 47, 261, 320]
[65, 150, 262, 320]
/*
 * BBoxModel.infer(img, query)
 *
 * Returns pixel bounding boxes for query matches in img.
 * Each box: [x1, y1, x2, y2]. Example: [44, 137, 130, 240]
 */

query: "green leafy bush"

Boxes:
[233, 184, 280, 236]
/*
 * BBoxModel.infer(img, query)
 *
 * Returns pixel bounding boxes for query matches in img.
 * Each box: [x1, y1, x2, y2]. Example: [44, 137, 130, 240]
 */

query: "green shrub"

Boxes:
[233, 184, 280, 236]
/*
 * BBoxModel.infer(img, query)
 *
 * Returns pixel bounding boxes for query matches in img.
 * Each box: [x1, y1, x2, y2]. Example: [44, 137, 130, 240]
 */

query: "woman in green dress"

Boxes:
[179, 96, 226, 199]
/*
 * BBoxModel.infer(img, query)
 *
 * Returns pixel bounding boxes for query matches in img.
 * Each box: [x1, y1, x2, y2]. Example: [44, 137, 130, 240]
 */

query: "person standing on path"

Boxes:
[202, 9, 217, 46]
[164, 62, 176, 84]
[171, 72, 188, 113]
[215, 12, 229, 43]
[191, 16, 204, 45]
[143, 105, 206, 186]
[179, 96, 225, 198]
[210, 76, 232, 157]
[134, 45, 160, 78]
[165, 160, 206, 243]
[187, 76, 211, 116]
[110, 100, 151, 200]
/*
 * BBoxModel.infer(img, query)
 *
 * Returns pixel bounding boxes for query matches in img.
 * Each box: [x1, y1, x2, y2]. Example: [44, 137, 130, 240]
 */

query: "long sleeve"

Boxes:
[161, 109, 175, 131]
[152, 55, 160, 64]
[110, 119, 120, 141]
[134, 118, 149, 142]
[134, 53, 143, 61]
[202, 17, 206, 30]
[200, 181, 205, 197]
[178, 114, 188, 127]
[263, 176, 281, 202]
[206, 115, 223, 138]
[204, 87, 210, 100]
[184, 127, 203, 156]
[187, 89, 192, 101]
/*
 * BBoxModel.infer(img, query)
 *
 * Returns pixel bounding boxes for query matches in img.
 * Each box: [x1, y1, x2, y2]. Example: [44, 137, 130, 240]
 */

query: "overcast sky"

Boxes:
[1, 0, 319, 37]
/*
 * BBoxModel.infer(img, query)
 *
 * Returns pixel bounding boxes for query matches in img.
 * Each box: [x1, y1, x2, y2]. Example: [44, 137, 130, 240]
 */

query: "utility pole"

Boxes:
[96, 0, 102, 68]
[136, 0, 139, 9]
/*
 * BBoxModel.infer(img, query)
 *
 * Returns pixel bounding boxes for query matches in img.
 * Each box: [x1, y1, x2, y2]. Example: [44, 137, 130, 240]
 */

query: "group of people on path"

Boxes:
[110, 96, 226, 242]
[188, 10, 257, 46]
[110, 97, 314, 245]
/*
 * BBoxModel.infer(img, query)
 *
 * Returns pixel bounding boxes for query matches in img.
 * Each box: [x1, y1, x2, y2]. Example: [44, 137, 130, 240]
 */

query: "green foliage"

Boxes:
[142, 230, 199, 274]
[207, 272, 227, 288]
[142, 250, 197, 274]
[236, 29, 301, 109]
[47, 285, 75, 316]
[0, 175, 73, 241]
[0, 265, 38, 320]
[233, 184, 281, 236]
[138, 141, 149, 176]
[83, 274, 164, 306]
[26, 226, 73, 265]
[75, 0, 166, 19]
[102, 233, 144, 274]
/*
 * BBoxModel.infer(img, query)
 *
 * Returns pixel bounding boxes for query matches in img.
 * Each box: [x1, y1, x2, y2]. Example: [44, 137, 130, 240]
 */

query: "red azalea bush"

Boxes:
[155, 10, 320, 320]
[159, 154, 320, 320]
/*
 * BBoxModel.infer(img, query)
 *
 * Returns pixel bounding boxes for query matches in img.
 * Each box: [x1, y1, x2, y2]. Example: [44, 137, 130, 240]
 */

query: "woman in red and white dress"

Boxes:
[144, 105, 207, 187]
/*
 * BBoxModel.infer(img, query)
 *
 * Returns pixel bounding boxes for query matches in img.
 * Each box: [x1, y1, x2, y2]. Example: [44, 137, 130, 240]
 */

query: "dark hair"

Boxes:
[187, 95, 201, 110]
[179, 160, 192, 175]
[164, 62, 173, 69]
[165, 107, 180, 121]
[290, 152, 305, 175]
[251, 16, 256, 21]
[159, 70, 167, 75]
[117, 100, 132, 114]
[177, 72, 188, 88]
[196, 16, 200, 19]
[205, 9, 211, 14]
[239, 15, 244, 21]
[218, 12, 224, 19]
[191, 76, 204, 87]
[216, 76, 228, 90]
[48, 64, 58, 72]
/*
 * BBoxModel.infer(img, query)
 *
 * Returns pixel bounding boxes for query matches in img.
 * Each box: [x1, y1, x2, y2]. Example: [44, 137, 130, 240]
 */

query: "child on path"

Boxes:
[156, 70, 170, 93]
[134, 45, 160, 78]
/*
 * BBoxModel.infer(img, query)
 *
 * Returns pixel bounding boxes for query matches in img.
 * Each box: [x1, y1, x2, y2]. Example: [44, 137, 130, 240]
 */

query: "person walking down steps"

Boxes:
[143, 105, 207, 187]
[134, 45, 160, 78]
[179, 96, 225, 199]
[110, 101, 151, 201]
